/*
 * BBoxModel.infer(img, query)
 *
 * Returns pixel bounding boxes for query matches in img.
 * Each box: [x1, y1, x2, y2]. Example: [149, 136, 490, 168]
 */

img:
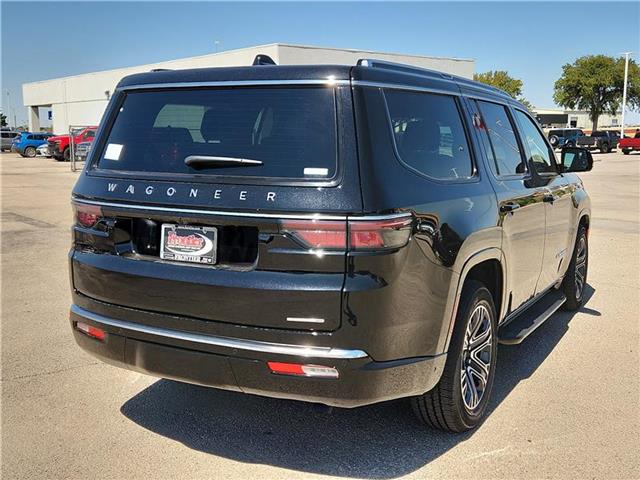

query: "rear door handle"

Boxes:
[500, 203, 520, 213]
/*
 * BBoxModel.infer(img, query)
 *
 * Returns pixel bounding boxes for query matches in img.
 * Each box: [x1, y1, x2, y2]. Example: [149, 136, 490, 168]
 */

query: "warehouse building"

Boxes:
[22, 43, 474, 134]
[533, 107, 622, 130]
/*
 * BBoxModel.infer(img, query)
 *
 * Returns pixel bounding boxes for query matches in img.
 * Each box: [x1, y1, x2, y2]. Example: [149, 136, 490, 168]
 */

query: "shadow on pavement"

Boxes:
[121, 286, 597, 479]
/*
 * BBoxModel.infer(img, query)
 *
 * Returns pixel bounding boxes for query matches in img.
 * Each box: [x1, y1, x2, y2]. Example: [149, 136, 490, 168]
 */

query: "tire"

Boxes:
[562, 225, 588, 311]
[565, 140, 575, 148]
[549, 135, 559, 147]
[63, 147, 71, 162]
[412, 280, 498, 432]
[622, 149, 630, 155]
[600, 143, 610, 154]
[24, 146, 36, 158]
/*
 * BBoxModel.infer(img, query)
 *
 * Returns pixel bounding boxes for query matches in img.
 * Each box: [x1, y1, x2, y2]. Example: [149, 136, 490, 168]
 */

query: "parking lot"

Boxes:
[1, 151, 638, 479]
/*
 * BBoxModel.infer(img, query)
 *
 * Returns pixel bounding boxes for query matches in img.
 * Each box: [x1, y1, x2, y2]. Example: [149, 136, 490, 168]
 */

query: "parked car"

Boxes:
[48, 126, 97, 161]
[74, 141, 93, 162]
[1, 130, 21, 152]
[576, 130, 619, 153]
[547, 128, 584, 148]
[69, 57, 593, 432]
[11, 132, 54, 157]
[36, 143, 51, 157]
[619, 136, 640, 155]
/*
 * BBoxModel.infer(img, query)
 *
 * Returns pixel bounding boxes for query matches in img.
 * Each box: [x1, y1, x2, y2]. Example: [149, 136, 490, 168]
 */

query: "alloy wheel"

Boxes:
[575, 236, 587, 300]
[460, 303, 493, 412]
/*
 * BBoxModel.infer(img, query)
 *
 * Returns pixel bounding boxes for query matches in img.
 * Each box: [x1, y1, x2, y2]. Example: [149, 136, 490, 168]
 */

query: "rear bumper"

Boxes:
[70, 303, 446, 408]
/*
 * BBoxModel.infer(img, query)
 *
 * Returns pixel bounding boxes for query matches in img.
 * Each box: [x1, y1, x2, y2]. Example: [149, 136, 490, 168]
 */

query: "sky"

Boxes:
[1, 1, 639, 126]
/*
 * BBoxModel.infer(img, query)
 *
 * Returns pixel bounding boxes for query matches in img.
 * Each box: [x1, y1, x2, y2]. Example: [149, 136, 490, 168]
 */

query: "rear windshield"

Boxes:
[94, 87, 337, 180]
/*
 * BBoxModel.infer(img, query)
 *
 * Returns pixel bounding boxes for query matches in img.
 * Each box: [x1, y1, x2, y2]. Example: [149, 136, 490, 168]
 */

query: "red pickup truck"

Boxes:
[619, 134, 640, 155]
[47, 126, 97, 161]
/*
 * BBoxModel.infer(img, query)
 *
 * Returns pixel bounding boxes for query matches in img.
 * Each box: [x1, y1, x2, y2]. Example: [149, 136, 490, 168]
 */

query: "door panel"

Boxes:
[511, 108, 575, 292]
[464, 98, 546, 312]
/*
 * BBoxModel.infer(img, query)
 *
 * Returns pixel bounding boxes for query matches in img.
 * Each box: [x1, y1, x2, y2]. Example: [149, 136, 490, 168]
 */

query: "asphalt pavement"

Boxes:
[1, 151, 638, 479]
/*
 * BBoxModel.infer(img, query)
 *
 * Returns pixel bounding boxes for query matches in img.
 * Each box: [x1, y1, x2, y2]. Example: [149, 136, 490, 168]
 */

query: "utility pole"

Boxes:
[620, 52, 633, 138]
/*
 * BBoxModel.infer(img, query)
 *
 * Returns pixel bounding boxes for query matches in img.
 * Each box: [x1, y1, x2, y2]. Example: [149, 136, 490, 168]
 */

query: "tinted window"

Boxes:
[592, 131, 606, 137]
[26, 135, 34, 140]
[476, 101, 525, 176]
[514, 110, 556, 174]
[384, 90, 473, 180]
[95, 88, 337, 180]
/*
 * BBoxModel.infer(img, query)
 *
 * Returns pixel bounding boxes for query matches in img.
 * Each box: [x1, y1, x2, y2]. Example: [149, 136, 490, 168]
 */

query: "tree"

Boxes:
[0, 113, 7, 127]
[473, 70, 533, 110]
[554, 54, 640, 131]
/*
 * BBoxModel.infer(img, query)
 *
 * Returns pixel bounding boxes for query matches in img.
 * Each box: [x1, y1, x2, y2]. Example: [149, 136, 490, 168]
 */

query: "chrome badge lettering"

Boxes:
[105, 183, 278, 203]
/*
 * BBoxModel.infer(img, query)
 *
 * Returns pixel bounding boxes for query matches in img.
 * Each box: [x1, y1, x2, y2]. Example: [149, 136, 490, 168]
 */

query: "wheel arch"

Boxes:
[437, 247, 506, 354]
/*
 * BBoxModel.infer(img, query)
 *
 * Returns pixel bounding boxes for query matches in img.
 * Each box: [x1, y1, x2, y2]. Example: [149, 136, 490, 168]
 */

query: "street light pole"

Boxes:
[620, 52, 633, 139]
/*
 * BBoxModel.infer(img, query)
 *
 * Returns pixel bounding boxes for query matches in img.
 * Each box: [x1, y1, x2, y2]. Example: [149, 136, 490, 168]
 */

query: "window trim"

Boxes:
[473, 99, 531, 181]
[381, 88, 479, 184]
[512, 107, 560, 178]
[86, 85, 345, 188]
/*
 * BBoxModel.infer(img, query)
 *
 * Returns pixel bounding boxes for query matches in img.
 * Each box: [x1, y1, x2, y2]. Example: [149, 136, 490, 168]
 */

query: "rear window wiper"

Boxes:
[184, 155, 263, 169]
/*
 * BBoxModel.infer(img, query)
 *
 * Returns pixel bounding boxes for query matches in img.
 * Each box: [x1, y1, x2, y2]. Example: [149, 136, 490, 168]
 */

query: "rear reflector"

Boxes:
[73, 203, 103, 228]
[267, 361, 339, 378]
[76, 321, 106, 341]
[282, 216, 412, 251]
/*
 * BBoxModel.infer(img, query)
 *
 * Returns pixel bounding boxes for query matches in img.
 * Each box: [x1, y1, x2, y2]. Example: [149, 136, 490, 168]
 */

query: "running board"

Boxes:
[498, 290, 566, 345]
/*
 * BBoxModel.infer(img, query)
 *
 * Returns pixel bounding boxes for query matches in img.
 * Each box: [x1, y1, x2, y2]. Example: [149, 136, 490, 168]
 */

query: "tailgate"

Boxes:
[71, 202, 346, 331]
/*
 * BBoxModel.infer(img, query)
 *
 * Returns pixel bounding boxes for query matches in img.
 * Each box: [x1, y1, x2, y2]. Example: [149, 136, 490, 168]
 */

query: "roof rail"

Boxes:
[357, 58, 455, 80]
[356, 58, 512, 99]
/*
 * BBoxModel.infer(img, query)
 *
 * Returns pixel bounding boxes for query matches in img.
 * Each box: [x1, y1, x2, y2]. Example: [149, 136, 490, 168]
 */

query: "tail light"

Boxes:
[73, 203, 102, 228]
[282, 216, 412, 251]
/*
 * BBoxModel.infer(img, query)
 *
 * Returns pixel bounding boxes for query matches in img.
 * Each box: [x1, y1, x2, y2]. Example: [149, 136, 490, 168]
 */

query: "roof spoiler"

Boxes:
[252, 54, 277, 66]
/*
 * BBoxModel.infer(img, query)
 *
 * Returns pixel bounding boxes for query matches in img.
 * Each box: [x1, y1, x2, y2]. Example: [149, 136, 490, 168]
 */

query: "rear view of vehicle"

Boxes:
[69, 65, 444, 412]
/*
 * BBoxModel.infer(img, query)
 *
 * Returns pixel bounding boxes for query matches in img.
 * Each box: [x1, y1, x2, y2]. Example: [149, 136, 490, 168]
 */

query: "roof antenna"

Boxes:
[252, 54, 277, 66]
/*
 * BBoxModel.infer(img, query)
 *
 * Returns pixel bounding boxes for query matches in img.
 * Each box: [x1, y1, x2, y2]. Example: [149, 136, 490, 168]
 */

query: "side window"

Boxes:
[513, 109, 556, 174]
[475, 101, 525, 176]
[26, 135, 34, 140]
[384, 90, 473, 180]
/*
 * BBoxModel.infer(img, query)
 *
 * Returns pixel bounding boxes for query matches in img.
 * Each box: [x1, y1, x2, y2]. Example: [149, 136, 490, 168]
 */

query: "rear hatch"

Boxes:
[71, 68, 362, 332]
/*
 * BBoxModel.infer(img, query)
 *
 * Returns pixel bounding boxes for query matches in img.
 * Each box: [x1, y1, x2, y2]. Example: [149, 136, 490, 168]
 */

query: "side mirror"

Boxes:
[560, 147, 593, 173]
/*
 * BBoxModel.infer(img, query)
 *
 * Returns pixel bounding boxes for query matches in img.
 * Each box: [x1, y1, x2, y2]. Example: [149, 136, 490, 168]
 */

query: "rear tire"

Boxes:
[412, 280, 497, 432]
[24, 146, 36, 158]
[600, 143, 610, 154]
[622, 149, 630, 155]
[549, 135, 559, 147]
[63, 147, 71, 162]
[562, 225, 588, 311]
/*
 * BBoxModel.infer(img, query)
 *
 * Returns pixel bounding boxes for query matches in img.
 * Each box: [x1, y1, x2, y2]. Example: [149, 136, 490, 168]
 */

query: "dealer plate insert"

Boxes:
[160, 224, 217, 265]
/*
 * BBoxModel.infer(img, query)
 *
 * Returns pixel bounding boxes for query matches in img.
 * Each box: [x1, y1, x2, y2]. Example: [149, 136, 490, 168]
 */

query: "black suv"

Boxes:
[69, 57, 592, 432]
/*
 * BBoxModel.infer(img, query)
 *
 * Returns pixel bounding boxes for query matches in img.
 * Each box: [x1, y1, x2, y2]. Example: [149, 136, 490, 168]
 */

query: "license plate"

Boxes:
[160, 224, 217, 265]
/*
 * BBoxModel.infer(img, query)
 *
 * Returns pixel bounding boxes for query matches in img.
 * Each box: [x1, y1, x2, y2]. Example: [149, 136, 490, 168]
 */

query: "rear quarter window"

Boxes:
[384, 89, 473, 180]
[93, 87, 338, 181]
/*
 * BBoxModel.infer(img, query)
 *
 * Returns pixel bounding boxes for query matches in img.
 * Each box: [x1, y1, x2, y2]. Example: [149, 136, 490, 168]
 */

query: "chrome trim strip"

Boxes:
[72, 197, 412, 222]
[351, 80, 461, 97]
[286, 317, 325, 324]
[117, 79, 350, 91]
[71, 304, 368, 359]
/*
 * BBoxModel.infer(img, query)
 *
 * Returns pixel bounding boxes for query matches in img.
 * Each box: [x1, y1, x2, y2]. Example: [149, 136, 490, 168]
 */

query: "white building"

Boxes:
[533, 107, 622, 130]
[22, 43, 475, 134]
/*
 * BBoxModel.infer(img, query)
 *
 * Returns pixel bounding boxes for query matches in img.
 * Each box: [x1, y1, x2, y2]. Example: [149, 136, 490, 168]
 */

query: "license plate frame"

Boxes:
[160, 224, 217, 265]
